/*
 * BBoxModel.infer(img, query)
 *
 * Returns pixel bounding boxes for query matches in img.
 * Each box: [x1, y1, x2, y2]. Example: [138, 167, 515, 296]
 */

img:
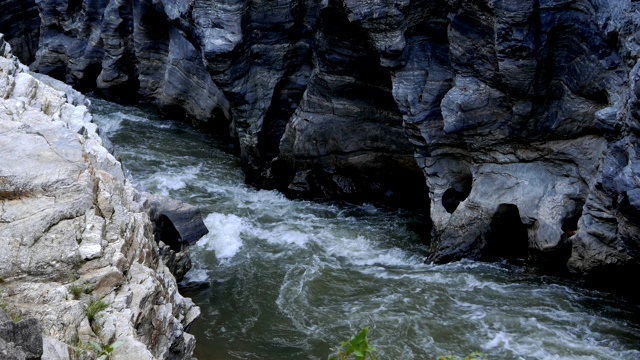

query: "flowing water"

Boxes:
[91, 98, 640, 360]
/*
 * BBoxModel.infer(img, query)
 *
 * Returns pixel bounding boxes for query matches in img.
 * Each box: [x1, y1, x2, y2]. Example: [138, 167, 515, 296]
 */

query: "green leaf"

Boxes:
[111, 340, 124, 351]
[89, 341, 103, 352]
[464, 352, 488, 360]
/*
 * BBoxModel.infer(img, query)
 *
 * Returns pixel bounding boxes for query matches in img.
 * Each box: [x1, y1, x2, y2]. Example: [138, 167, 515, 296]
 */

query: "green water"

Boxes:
[91, 98, 640, 360]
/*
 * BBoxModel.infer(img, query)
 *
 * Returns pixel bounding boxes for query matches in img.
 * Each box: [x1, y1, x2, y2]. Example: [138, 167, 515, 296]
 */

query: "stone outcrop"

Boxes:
[0, 35, 199, 359]
[1, 0, 640, 287]
[148, 194, 209, 282]
[0, 309, 43, 360]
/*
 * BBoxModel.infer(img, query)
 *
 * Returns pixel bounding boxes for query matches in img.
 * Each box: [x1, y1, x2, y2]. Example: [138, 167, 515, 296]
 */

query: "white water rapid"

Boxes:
[91, 98, 640, 360]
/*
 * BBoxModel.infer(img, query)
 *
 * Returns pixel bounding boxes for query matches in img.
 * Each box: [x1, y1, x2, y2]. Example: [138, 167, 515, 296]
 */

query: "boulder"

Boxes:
[147, 194, 209, 249]
[147, 194, 209, 282]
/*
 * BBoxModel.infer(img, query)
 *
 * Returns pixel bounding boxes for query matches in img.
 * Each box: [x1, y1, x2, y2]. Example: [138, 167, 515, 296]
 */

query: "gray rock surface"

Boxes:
[0, 310, 43, 360]
[1, 0, 640, 286]
[148, 194, 209, 248]
[0, 37, 199, 359]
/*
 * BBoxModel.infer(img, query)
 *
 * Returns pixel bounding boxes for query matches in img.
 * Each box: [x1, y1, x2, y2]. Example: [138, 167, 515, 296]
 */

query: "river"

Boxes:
[91, 98, 640, 360]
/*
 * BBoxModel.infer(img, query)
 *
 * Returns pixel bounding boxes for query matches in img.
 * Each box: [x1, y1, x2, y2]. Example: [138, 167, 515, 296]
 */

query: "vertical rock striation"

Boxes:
[0, 0, 639, 285]
[0, 0, 39, 63]
[3, 0, 429, 207]
[0, 36, 198, 359]
[403, 0, 640, 289]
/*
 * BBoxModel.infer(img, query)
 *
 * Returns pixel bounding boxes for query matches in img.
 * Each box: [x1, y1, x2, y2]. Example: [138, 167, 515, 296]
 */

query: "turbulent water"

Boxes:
[91, 98, 640, 360]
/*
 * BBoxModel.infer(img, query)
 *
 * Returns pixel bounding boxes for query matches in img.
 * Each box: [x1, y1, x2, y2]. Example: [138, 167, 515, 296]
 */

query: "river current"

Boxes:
[91, 98, 640, 360]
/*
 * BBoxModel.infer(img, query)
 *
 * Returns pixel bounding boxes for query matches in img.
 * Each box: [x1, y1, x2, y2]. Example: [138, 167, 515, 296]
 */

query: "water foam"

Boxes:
[142, 164, 201, 196]
[182, 267, 209, 284]
[92, 97, 640, 360]
[325, 235, 422, 267]
[199, 213, 245, 261]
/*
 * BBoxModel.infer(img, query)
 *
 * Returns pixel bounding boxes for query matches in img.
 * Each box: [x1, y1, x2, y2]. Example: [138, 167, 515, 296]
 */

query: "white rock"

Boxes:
[0, 34, 198, 359]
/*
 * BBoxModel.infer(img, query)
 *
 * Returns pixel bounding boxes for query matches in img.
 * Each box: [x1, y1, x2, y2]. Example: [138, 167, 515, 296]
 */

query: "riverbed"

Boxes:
[91, 98, 640, 360]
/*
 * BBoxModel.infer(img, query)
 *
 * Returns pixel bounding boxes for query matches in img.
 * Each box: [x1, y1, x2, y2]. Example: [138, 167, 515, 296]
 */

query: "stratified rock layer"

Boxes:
[1, 0, 639, 285]
[0, 36, 198, 359]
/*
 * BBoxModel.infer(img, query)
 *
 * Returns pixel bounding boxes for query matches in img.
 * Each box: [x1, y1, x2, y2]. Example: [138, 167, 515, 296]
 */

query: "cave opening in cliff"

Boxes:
[561, 206, 582, 236]
[482, 203, 529, 261]
[441, 174, 472, 214]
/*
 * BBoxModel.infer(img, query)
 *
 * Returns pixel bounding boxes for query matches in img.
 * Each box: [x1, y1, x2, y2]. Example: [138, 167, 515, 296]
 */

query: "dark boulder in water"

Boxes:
[147, 194, 209, 282]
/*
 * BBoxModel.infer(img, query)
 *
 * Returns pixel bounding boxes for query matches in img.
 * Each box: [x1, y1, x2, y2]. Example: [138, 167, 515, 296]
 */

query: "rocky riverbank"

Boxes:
[0, 35, 200, 359]
[1, 0, 639, 289]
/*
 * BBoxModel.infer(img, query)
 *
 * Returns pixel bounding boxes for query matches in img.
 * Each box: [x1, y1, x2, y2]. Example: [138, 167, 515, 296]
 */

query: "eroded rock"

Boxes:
[147, 194, 208, 282]
[0, 0, 639, 286]
[0, 36, 198, 359]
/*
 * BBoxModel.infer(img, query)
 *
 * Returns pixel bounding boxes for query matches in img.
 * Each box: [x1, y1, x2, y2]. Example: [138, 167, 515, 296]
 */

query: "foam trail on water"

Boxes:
[182, 267, 209, 284]
[142, 164, 201, 196]
[324, 235, 423, 267]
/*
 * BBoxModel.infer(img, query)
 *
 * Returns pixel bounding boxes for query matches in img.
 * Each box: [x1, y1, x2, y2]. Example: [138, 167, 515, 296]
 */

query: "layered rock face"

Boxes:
[6, 0, 429, 207]
[2, 0, 640, 283]
[0, 36, 198, 359]
[407, 1, 640, 288]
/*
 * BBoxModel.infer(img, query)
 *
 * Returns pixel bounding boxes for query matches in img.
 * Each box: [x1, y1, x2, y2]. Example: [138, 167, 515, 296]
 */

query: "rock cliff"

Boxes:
[1, 0, 639, 287]
[0, 35, 199, 359]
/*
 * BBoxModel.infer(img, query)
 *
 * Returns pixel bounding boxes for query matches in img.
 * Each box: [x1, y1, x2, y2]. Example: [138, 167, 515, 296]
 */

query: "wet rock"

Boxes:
[148, 194, 209, 249]
[147, 194, 208, 282]
[417, 0, 640, 286]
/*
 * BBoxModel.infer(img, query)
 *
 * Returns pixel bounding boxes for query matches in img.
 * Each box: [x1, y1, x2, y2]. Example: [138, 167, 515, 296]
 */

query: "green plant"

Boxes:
[72, 339, 92, 358]
[86, 299, 108, 323]
[438, 351, 489, 360]
[0, 298, 23, 323]
[69, 283, 92, 300]
[328, 327, 379, 360]
[42, 100, 52, 115]
[90, 340, 124, 360]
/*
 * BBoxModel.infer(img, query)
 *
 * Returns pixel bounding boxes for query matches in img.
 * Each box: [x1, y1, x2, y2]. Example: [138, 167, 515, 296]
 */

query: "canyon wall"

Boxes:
[0, 35, 198, 359]
[1, 0, 639, 286]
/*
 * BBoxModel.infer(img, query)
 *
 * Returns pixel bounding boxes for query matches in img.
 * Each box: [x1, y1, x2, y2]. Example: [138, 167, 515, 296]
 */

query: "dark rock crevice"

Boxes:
[0, 0, 39, 64]
[481, 204, 530, 261]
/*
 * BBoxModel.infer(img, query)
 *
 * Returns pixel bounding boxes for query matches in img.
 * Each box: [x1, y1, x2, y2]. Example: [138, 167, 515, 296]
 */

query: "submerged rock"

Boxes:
[0, 36, 199, 359]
